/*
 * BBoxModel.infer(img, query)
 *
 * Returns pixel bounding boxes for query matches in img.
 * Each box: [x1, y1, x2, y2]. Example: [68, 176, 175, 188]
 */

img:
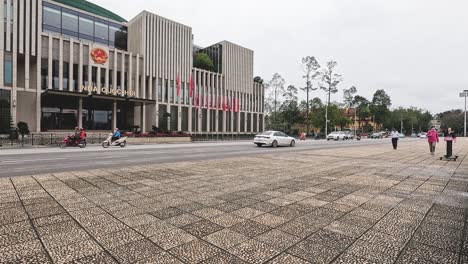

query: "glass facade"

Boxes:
[4, 53, 12, 85]
[42, 2, 128, 50]
[0, 90, 10, 134]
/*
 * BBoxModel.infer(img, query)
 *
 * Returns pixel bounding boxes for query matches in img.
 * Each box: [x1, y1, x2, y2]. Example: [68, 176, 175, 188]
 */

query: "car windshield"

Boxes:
[260, 132, 273, 136]
[330, 132, 339, 134]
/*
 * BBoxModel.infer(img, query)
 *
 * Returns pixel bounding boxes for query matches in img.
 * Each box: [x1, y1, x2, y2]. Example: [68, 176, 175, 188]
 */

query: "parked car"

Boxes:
[360, 132, 369, 138]
[370, 132, 383, 139]
[411, 133, 418, 137]
[327, 131, 346, 141]
[398, 133, 405, 138]
[253, 131, 295, 148]
[419, 132, 427, 139]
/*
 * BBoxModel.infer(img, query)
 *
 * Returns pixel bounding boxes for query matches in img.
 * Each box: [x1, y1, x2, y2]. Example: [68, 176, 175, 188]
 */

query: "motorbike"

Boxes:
[102, 133, 127, 148]
[59, 134, 87, 149]
[356, 134, 361, 141]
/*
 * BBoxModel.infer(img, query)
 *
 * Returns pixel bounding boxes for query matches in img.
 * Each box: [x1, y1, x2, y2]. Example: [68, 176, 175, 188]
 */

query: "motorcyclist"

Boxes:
[71, 127, 80, 144]
[79, 128, 86, 143]
[111, 128, 121, 142]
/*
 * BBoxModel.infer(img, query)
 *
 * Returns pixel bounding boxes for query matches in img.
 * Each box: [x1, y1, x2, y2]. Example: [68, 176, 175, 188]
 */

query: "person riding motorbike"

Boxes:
[79, 128, 86, 143]
[69, 127, 80, 144]
[111, 128, 121, 142]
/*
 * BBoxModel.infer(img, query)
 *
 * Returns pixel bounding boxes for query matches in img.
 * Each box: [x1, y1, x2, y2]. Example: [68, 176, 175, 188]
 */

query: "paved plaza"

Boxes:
[1, 139, 467, 263]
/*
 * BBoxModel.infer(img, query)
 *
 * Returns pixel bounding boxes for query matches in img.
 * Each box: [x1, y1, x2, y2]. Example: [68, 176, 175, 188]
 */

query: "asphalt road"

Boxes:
[0, 138, 417, 178]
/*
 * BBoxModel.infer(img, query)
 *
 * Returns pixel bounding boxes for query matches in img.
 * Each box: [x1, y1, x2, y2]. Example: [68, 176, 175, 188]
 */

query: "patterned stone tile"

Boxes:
[201, 251, 248, 264]
[232, 207, 265, 219]
[46, 239, 104, 264]
[169, 239, 224, 264]
[268, 253, 312, 264]
[277, 220, 320, 239]
[165, 213, 202, 227]
[252, 213, 288, 228]
[134, 251, 183, 264]
[255, 229, 301, 251]
[208, 213, 246, 228]
[71, 251, 118, 264]
[192, 208, 225, 219]
[204, 228, 249, 250]
[149, 227, 196, 250]
[287, 240, 341, 264]
[108, 239, 163, 263]
[182, 219, 224, 238]
[230, 220, 271, 238]
[96, 228, 144, 250]
[229, 239, 280, 264]
[150, 207, 185, 220]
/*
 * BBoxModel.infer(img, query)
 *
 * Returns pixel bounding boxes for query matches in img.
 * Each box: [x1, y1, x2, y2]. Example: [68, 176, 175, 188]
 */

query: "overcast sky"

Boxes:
[94, 0, 468, 113]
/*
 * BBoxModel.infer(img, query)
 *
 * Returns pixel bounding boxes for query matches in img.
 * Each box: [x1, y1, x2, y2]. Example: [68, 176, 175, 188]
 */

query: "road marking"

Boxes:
[0, 157, 68, 163]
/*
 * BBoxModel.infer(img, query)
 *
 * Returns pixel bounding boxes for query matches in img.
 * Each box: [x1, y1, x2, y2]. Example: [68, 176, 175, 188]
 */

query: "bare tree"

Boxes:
[343, 86, 358, 135]
[301, 56, 321, 135]
[266, 73, 286, 128]
[320, 61, 342, 136]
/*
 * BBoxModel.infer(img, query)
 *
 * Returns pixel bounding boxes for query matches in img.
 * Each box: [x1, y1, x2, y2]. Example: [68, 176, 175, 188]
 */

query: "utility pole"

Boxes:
[461, 90, 468, 137]
[400, 115, 403, 134]
[354, 106, 357, 137]
[306, 79, 310, 136]
[325, 90, 330, 136]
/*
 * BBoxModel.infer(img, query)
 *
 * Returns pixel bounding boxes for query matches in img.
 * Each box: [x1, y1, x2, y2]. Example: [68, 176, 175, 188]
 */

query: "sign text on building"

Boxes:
[80, 85, 136, 97]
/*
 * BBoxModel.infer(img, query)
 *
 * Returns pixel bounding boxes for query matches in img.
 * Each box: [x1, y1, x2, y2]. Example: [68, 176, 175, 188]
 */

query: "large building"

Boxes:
[0, 0, 265, 134]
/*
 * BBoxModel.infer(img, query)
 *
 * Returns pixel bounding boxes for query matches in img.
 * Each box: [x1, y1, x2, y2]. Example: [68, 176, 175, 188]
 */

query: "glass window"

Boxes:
[41, 58, 48, 90]
[109, 70, 113, 88]
[43, 6, 61, 29]
[62, 11, 78, 33]
[164, 79, 168, 102]
[79, 16, 93, 37]
[83, 65, 88, 86]
[63, 62, 69, 90]
[52, 60, 59, 89]
[158, 78, 162, 102]
[94, 21, 108, 43]
[170, 81, 174, 102]
[4, 53, 12, 85]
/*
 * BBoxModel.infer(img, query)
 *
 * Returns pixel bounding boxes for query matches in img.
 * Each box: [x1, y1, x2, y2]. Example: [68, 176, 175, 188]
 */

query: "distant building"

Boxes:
[1, 0, 265, 134]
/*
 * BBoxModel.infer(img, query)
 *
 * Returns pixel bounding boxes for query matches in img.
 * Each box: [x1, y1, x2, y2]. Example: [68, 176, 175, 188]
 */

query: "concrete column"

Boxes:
[78, 98, 83, 128]
[96, 66, 101, 94]
[58, 37, 63, 90]
[112, 101, 117, 129]
[141, 103, 146, 132]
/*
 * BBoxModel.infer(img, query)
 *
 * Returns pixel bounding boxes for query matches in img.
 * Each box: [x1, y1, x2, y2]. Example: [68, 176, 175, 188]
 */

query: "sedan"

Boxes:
[254, 131, 295, 148]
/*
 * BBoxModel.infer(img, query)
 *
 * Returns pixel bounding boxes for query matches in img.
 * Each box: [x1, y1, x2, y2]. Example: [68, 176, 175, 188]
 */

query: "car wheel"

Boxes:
[256, 143, 262, 147]
[272, 140, 278, 148]
[290, 140, 295, 147]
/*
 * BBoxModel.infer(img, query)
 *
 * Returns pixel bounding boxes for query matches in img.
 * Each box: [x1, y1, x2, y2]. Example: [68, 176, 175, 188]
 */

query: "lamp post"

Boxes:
[461, 90, 468, 137]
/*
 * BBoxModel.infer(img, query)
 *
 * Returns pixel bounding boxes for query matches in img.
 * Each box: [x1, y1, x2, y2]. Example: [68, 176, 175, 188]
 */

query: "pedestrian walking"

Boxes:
[426, 126, 439, 155]
[390, 129, 399, 150]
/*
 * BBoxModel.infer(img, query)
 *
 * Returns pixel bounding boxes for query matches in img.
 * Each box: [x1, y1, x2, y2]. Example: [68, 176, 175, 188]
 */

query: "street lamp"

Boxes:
[461, 90, 468, 137]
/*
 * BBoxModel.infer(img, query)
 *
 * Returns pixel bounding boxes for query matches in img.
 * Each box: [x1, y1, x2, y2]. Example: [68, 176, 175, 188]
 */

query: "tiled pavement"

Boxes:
[1, 139, 467, 264]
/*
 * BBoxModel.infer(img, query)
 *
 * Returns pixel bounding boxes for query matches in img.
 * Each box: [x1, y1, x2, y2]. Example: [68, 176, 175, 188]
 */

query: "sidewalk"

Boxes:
[0, 139, 466, 263]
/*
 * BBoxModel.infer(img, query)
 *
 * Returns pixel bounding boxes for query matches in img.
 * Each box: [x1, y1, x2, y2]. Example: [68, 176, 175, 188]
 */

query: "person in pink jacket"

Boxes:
[426, 126, 439, 155]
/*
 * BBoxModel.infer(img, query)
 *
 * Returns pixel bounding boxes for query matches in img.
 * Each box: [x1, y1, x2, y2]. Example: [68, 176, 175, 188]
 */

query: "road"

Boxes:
[0, 138, 416, 178]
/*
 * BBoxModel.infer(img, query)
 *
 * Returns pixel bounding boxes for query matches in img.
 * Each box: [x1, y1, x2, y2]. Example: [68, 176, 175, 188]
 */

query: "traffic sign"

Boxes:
[460, 92, 468, 97]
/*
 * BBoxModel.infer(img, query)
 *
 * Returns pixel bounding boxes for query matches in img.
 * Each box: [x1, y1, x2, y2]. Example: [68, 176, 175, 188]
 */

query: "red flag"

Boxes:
[238, 98, 241, 112]
[176, 74, 181, 97]
[194, 93, 198, 108]
[222, 96, 226, 111]
[189, 74, 194, 97]
[217, 96, 220, 110]
[233, 98, 236, 112]
[228, 97, 231, 112]
[205, 95, 208, 108]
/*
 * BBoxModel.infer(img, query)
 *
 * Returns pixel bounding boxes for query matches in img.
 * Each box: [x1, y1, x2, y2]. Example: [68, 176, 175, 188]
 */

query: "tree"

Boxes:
[310, 104, 350, 131]
[370, 89, 392, 129]
[254, 76, 264, 84]
[265, 73, 285, 129]
[17, 122, 29, 146]
[343, 86, 357, 109]
[353, 95, 371, 130]
[193, 53, 214, 71]
[283, 85, 298, 102]
[320, 61, 342, 136]
[300, 56, 321, 135]
[438, 110, 463, 135]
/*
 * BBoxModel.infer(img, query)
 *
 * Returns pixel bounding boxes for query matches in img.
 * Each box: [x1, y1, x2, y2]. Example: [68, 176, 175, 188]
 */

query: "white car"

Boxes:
[419, 132, 427, 139]
[327, 131, 346, 141]
[254, 131, 295, 147]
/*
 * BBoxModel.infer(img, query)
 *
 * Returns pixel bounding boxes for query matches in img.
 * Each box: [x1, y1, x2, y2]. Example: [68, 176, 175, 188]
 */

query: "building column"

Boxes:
[141, 103, 146, 132]
[78, 98, 83, 128]
[112, 101, 117, 129]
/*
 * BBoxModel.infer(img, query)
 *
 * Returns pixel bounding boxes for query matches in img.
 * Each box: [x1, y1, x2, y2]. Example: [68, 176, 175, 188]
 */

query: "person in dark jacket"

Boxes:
[443, 127, 456, 158]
